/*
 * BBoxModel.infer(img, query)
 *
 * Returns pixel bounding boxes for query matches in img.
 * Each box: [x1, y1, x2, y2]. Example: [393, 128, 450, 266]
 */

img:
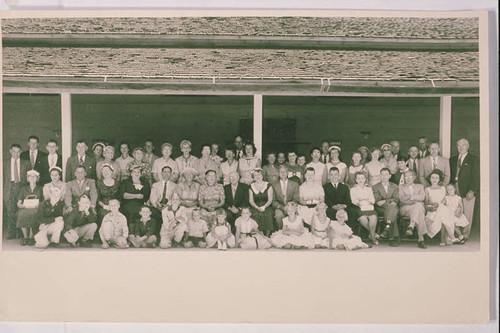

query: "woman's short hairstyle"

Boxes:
[244, 141, 257, 155]
[354, 171, 367, 181]
[428, 168, 444, 183]
[119, 142, 131, 152]
[305, 167, 315, 174]
[103, 146, 115, 154]
[200, 143, 211, 154]
[309, 147, 321, 155]
[161, 142, 173, 151]
[180, 140, 192, 149]
[133, 147, 145, 154]
[205, 169, 217, 177]
[380, 167, 391, 175]
[101, 163, 115, 172]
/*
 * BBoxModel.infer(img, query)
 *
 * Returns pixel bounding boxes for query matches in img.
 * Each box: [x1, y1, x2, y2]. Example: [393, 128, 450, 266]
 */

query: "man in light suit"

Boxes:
[20, 135, 47, 175]
[223, 171, 249, 233]
[3, 143, 30, 239]
[65, 165, 98, 213]
[149, 166, 176, 211]
[407, 146, 420, 181]
[399, 170, 428, 249]
[323, 166, 357, 231]
[272, 165, 300, 229]
[40, 139, 63, 185]
[373, 168, 400, 246]
[65, 140, 96, 182]
[450, 138, 479, 240]
[418, 142, 451, 187]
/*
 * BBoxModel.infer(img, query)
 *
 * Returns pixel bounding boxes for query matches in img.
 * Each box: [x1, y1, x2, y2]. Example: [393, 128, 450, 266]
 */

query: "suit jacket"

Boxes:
[407, 158, 420, 176]
[418, 149, 429, 159]
[149, 180, 177, 208]
[418, 156, 451, 186]
[3, 158, 30, 201]
[64, 178, 98, 208]
[450, 153, 479, 197]
[65, 154, 96, 182]
[20, 149, 47, 174]
[398, 183, 425, 205]
[323, 182, 352, 208]
[372, 182, 399, 205]
[223, 182, 249, 209]
[40, 153, 63, 184]
[272, 179, 300, 210]
[391, 169, 411, 185]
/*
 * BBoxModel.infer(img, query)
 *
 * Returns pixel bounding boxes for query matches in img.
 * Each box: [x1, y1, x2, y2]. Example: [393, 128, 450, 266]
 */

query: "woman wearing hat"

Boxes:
[16, 169, 43, 245]
[92, 142, 105, 163]
[326, 146, 347, 184]
[42, 166, 66, 200]
[175, 167, 200, 214]
[363, 147, 385, 187]
[96, 146, 122, 181]
[380, 143, 398, 175]
[97, 163, 121, 223]
[248, 168, 274, 236]
[358, 146, 370, 165]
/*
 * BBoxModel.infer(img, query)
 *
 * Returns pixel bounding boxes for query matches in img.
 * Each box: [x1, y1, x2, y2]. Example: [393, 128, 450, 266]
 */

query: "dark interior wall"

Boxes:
[262, 96, 444, 159]
[2, 94, 61, 160]
[451, 97, 480, 156]
[71, 95, 253, 157]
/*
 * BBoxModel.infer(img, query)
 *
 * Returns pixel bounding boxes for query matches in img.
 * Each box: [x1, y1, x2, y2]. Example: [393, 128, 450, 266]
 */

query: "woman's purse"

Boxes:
[23, 194, 40, 209]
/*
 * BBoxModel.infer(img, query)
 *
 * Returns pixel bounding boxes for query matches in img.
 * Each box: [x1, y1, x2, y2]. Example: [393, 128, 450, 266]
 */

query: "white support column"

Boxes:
[61, 93, 72, 180]
[253, 94, 263, 159]
[439, 96, 452, 158]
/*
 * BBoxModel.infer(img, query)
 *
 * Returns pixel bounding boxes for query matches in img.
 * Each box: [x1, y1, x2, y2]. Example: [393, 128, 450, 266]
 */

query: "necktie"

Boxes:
[79, 156, 84, 165]
[282, 181, 287, 203]
[232, 185, 236, 199]
[50, 155, 55, 168]
[161, 181, 167, 203]
[432, 157, 437, 169]
[456, 155, 463, 180]
[14, 159, 20, 183]
[322, 155, 326, 164]
[30, 151, 35, 168]
[333, 183, 337, 190]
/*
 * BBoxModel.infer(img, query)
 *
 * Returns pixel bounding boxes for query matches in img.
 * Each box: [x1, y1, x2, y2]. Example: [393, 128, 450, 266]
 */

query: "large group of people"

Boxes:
[3, 134, 479, 250]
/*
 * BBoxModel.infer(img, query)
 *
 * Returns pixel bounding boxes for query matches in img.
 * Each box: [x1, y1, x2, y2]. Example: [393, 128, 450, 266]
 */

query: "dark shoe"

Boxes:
[20, 238, 27, 246]
[418, 241, 427, 249]
[380, 229, 389, 239]
[79, 240, 93, 248]
[49, 243, 61, 248]
[27, 238, 35, 246]
[389, 238, 400, 247]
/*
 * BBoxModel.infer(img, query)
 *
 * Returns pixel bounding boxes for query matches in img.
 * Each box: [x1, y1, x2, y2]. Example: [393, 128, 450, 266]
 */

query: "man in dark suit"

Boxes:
[223, 171, 249, 233]
[407, 145, 420, 180]
[3, 144, 30, 239]
[40, 139, 63, 185]
[272, 165, 300, 229]
[20, 135, 47, 175]
[323, 166, 358, 231]
[65, 140, 96, 182]
[417, 136, 430, 159]
[233, 135, 244, 161]
[450, 138, 479, 240]
[373, 168, 400, 246]
[391, 156, 410, 186]
[390, 140, 403, 160]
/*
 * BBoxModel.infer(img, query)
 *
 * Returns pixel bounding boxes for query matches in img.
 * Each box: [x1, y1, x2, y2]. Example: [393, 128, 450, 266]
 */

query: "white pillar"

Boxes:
[61, 93, 72, 180]
[439, 96, 452, 158]
[253, 94, 263, 159]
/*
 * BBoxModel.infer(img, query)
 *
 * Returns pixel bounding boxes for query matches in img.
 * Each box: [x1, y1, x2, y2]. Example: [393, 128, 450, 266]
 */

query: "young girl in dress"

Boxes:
[235, 207, 272, 250]
[270, 202, 315, 249]
[310, 202, 331, 248]
[184, 208, 209, 248]
[129, 205, 157, 248]
[330, 210, 369, 250]
[206, 208, 236, 250]
[17, 170, 44, 246]
[444, 184, 469, 244]
[99, 199, 129, 249]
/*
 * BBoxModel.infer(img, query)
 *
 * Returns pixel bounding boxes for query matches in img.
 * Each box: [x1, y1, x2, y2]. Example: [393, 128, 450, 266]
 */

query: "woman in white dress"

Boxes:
[326, 146, 347, 183]
[297, 167, 325, 226]
[444, 184, 469, 244]
[330, 209, 369, 250]
[346, 151, 365, 188]
[424, 170, 458, 245]
[363, 148, 385, 187]
[350, 171, 379, 245]
[310, 202, 331, 248]
[270, 202, 314, 249]
[42, 166, 66, 200]
[238, 142, 261, 185]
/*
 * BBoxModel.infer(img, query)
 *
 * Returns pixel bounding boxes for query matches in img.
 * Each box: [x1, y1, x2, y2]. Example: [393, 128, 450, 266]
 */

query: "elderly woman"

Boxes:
[175, 140, 199, 179]
[285, 150, 304, 184]
[175, 167, 200, 212]
[119, 165, 151, 229]
[198, 169, 225, 229]
[126, 147, 152, 185]
[116, 142, 134, 180]
[92, 142, 105, 163]
[42, 166, 66, 200]
[16, 169, 44, 245]
[380, 143, 398, 175]
[248, 168, 274, 236]
[358, 146, 370, 165]
[96, 163, 121, 222]
[297, 167, 325, 227]
[96, 146, 121, 181]
[363, 147, 385, 187]
[238, 142, 261, 185]
[220, 147, 239, 186]
[196, 144, 221, 185]
[346, 151, 364, 188]
[262, 151, 279, 184]
[326, 146, 347, 184]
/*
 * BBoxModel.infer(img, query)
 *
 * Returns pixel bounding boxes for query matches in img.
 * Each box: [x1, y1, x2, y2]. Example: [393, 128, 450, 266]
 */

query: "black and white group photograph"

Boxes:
[1, 15, 482, 252]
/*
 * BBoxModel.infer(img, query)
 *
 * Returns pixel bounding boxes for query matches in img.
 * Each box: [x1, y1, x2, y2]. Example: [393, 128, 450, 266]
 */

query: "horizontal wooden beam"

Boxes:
[2, 34, 479, 52]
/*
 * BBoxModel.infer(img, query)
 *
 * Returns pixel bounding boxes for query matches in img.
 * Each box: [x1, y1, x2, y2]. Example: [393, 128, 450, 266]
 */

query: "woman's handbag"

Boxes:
[23, 194, 40, 209]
